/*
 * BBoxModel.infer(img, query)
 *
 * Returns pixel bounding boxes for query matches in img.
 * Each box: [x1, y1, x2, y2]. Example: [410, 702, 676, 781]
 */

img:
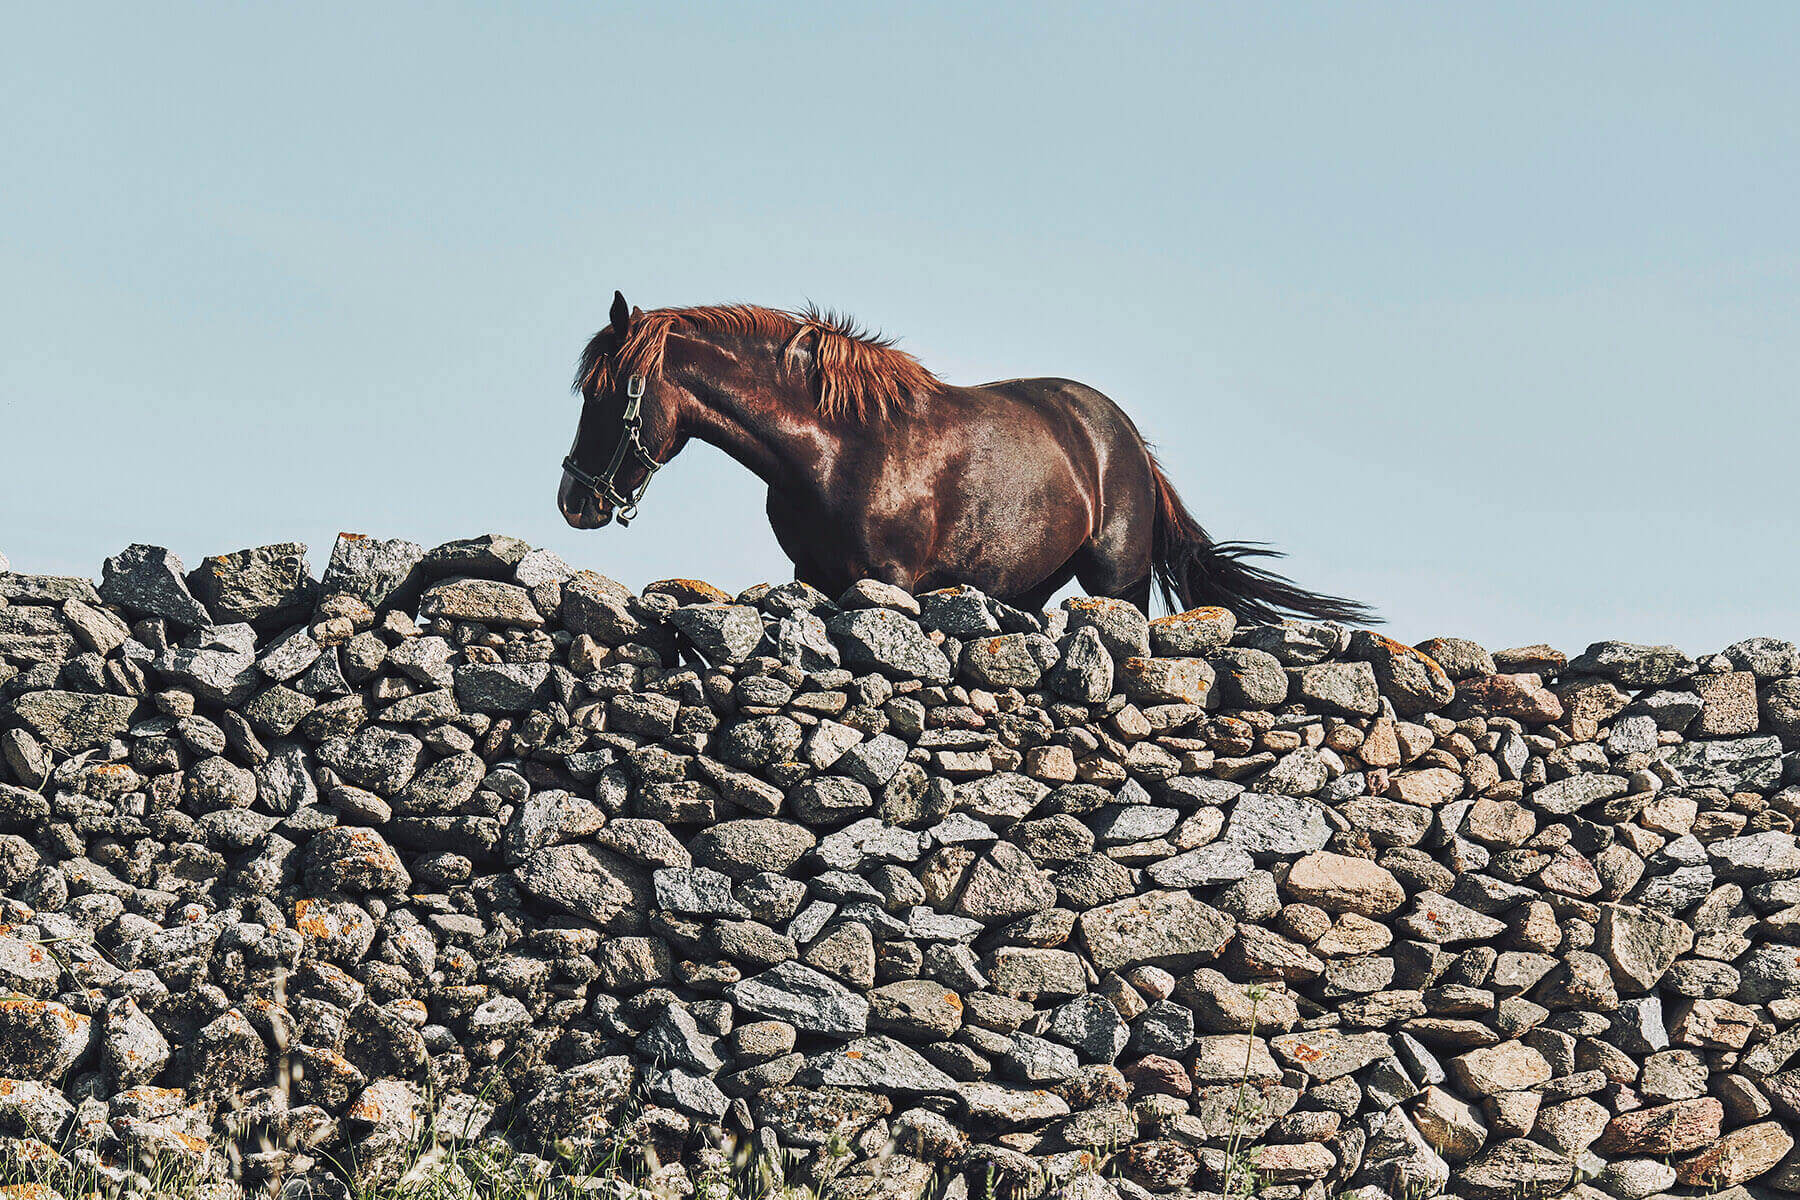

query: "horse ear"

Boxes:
[631, 306, 643, 319]
[610, 291, 630, 336]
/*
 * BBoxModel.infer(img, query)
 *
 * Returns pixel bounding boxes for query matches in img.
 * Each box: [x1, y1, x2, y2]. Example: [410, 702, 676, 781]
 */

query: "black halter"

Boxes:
[562, 374, 660, 526]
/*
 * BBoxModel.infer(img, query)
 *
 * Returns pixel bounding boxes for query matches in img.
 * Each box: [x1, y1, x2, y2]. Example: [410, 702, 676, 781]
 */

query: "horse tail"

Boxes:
[1145, 449, 1378, 626]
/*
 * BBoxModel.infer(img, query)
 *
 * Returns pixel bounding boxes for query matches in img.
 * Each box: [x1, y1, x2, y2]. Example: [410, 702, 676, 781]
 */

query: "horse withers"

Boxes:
[559, 291, 1373, 623]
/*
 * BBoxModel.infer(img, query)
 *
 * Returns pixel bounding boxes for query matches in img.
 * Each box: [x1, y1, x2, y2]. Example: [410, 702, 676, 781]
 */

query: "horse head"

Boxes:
[560, 290, 683, 528]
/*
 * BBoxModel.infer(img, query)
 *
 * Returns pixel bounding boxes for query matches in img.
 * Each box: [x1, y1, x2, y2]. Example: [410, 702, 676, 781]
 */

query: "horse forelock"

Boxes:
[577, 303, 936, 423]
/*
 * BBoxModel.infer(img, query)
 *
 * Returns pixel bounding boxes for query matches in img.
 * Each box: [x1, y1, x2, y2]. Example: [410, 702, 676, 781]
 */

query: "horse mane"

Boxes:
[575, 303, 938, 423]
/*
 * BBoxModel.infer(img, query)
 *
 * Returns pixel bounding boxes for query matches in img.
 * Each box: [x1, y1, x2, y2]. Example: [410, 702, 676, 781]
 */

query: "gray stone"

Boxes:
[1224, 792, 1330, 858]
[1662, 736, 1784, 791]
[1529, 771, 1630, 815]
[453, 662, 552, 712]
[798, 1035, 956, 1092]
[1077, 889, 1235, 972]
[1297, 660, 1381, 717]
[1211, 646, 1289, 707]
[319, 534, 423, 608]
[1048, 625, 1114, 701]
[1146, 842, 1255, 888]
[1048, 994, 1129, 1062]
[1566, 641, 1695, 688]
[733, 960, 870, 1036]
[1, 689, 138, 753]
[826, 609, 951, 683]
[188, 543, 317, 625]
[515, 843, 653, 929]
[100, 543, 211, 626]
[669, 603, 766, 664]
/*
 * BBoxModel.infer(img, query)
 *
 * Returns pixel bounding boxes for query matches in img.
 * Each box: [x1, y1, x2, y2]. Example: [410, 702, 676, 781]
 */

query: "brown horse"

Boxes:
[559, 292, 1374, 623]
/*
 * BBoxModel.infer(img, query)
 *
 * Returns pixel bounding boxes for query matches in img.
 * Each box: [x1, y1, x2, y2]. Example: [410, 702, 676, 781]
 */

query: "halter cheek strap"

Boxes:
[562, 374, 662, 525]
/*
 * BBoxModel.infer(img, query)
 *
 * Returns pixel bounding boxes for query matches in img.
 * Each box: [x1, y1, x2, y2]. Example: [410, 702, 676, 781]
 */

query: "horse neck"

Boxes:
[669, 335, 841, 485]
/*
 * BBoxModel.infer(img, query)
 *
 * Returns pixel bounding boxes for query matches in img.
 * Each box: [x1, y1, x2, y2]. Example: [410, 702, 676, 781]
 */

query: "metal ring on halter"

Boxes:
[563, 373, 662, 525]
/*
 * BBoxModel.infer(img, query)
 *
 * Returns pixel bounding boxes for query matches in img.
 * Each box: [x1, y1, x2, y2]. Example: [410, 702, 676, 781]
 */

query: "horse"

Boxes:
[559, 292, 1374, 623]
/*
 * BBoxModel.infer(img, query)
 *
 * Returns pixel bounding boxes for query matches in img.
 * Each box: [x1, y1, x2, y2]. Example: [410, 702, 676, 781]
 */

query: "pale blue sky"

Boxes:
[3, 4, 1796, 653]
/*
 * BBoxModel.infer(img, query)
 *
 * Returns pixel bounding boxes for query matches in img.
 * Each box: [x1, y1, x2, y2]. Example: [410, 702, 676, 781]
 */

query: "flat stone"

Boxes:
[1149, 607, 1236, 657]
[733, 960, 870, 1036]
[515, 844, 653, 929]
[1270, 1029, 1393, 1081]
[1224, 792, 1330, 858]
[1566, 641, 1695, 687]
[1597, 1096, 1723, 1155]
[954, 1081, 1070, 1125]
[1, 690, 138, 753]
[1146, 842, 1255, 888]
[1453, 674, 1563, 723]
[1661, 736, 1783, 791]
[1674, 1119, 1794, 1187]
[1283, 851, 1406, 916]
[419, 577, 543, 628]
[799, 1035, 956, 1092]
[1077, 889, 1234, 973]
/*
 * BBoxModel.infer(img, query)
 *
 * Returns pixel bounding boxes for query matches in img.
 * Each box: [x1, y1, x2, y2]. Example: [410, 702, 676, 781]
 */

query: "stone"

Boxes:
[1297, 660, 1381, 716]
[0, 690, 138, 753]
[733, 961, 870, 1036]
[418, 577, 543, 628]
[799, 1036, 955, 1092]
[514, 844, 653, 929]
[1146, 842, 1255, 888]
[1409, 1085, 1487, 1161]
[1077, 889, 1234, 972]
[692, 820, 817, 879]
[1118, 656, 1215, 706]
[303, 827, 411, 893]
[1593, 903, 1693, 993]
[1453, 673, 1563, 723]
[1530, 772, 1629, 815]
[1223, 792, 1330, 858]
[868, 979, 964, 1040]
[100, 543, 211, 626]
[453, 662, 552, 712]
[954, 1081, 1070, 1125]
[1674, 1119, 1794, 1188]
[1210, 647, 1288, 707]
[1282, 851, 1406, 916]
[960, 633, 1052, 689]
[669, 603, 766, 664]
[954, 842, 1057, 923]
[1596, 1096, 1723, 1155]
[1566, 641, 1695, 688]
[0, 998, 94, 1081]
[827, 609, 951, 683]
[1063, 596, 1149, 658]
[1694, 670, 1760, 736]
[1662, 735, 1783, 791]
[320, 534, 423, 608]
[1149, 607, 1235, 657]
[188, 543, 318, 625]
[1397, 893, 1506, 949]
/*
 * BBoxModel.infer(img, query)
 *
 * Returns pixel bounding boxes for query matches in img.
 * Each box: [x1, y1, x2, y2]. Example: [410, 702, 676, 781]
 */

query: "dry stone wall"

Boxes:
[2, 534, 1800, 1200]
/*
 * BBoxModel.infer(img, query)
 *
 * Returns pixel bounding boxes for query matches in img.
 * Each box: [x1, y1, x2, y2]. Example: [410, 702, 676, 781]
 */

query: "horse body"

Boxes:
[561, 293, 1372, 623]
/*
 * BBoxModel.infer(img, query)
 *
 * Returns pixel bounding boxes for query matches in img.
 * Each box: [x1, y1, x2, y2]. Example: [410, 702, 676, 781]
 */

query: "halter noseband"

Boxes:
[562, 374, 661, 526]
